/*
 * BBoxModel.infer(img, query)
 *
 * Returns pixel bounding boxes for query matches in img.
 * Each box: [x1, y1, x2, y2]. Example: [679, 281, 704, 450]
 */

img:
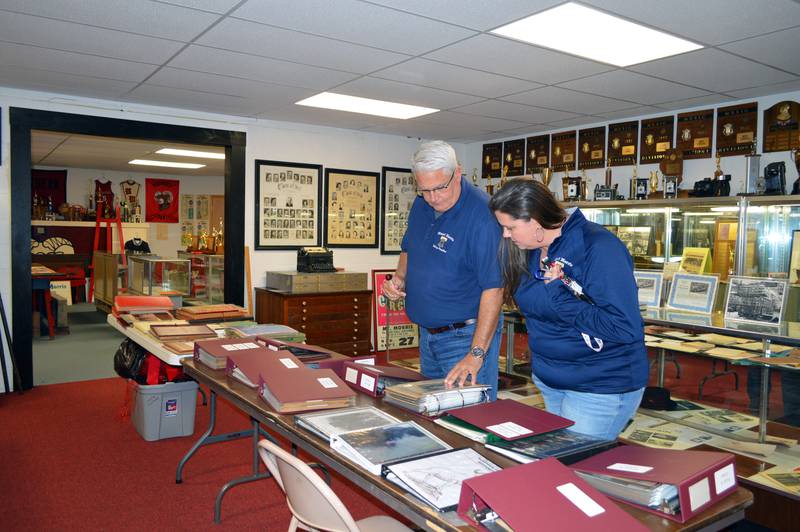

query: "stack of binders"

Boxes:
[193, 336, 265, 370]
[341, 361, 423, 397]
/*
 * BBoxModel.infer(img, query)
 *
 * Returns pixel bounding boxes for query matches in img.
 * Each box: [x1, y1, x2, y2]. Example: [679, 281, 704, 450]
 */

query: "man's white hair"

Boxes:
[411, 140, 458, 175]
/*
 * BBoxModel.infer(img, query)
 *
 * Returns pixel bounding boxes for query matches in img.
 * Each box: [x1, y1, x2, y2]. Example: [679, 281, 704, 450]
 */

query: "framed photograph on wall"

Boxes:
[380, 167, 415, 255]
[633, 271, 663, 308]
[254, 159, 322, 250]
[324, 168, 380, 248]
[724, 276, 788, 324]
[667, 272, 719, 314]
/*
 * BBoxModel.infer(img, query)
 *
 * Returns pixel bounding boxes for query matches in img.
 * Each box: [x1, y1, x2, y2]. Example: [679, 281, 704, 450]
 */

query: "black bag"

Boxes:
[113, 339, 147, 382]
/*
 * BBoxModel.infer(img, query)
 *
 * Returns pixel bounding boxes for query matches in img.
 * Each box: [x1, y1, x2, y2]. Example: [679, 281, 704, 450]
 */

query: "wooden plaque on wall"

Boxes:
[503, 138, 526, 177]
[677, 109, 713, 159]
[482, 142, 502, 179]
[640, 115, 675, 164]
[551, 130, 576, 172]
[526, 134, 550, 173]
[763, 100, 800, 153]
[607, 121, 638, 167]
[716, 102, 757, 157]
[578, 126, 606, 170]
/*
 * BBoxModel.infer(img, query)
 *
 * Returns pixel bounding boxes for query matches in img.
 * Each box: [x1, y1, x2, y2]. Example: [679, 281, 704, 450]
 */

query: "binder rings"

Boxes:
[571, 445, 737, 522]
[446, 398, 574, 440]
[341, 361, 423, 397]
[457, 457, 647, 531]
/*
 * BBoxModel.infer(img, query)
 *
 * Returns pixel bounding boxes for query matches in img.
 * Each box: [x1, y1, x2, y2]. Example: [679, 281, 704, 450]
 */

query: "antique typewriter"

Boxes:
[297, 247, 336, 273]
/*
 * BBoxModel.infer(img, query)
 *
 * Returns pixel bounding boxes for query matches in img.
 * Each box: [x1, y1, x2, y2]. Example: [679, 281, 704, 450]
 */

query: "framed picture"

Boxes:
[371, 269, 419, 352]
[724, 276, 788, 324]
[324, 168, 380, 248]
[634, 270, 663, 308]
[665, 310, 713, 327]
[790, 230, 800, 284]
[617, 226, 652, 256]
[679, 247, 711, 274]
[380, 167, 415, 255]
[254, 159, 322, 250]
[667, 272, 719, 314]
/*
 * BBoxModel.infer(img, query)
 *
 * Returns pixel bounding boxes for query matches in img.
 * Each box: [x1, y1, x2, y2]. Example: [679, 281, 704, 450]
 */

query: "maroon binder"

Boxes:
[571, 445, 737, 522]
[446, 399, 573, 440]
[225, 348, 295, 389]
[193, 337, 264, 369]
[457, 457, 647, 531]
[315, 355, 375, 378]
[341, 361, 423, 397]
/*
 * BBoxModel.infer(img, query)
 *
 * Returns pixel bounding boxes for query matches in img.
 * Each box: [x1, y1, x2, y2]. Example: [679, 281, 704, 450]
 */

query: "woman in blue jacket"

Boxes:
[489, 178, 648, 440]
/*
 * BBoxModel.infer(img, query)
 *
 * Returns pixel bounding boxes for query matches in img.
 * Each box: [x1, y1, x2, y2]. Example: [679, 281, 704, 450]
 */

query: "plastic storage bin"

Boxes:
[132, 380, 198, 441]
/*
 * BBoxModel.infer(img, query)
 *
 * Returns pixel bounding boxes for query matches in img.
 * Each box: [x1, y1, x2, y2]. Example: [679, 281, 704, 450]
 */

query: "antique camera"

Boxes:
[566, 174, 583, 201]
[594, 183, 617, 201]
[763, 162, 786, 195]
[689, 175, 731, 197]
[663, 175, 679, 199]
[635, 175, 649, 200]
[297, 247, 336, 273]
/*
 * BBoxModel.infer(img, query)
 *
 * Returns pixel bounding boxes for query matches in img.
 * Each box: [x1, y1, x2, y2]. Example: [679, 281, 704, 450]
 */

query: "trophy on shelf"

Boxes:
[485, 172, 495, 196]
[648, 170, 659, 199]
[541, 167, 553, 190]
[659, 148, 683, 199]
[471, 168, 479, 187]
[561, 169, 570, 201]
[594, 158, 617, 201]
[500, 164, 509, 189]
[713, 151, 731, 196]
[580, 170, 590, 201]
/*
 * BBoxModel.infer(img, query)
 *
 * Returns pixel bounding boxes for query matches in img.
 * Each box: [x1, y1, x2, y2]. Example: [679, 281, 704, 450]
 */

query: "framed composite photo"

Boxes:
[324, 168, 380, 248]
[724, 276, 788, 324]
[380, 167, 416, 255]
[634, 271, 664, 308]
[255, 160, 322, 250]
[667, 272, 719, 314]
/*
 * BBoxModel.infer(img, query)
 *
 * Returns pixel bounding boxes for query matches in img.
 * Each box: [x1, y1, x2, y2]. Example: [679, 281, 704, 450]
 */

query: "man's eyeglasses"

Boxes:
[415, 169, 456, 197]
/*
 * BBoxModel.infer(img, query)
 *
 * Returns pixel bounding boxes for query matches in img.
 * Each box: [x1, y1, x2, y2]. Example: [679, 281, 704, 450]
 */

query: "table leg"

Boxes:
[44, 289, 55, 339]
[504, 319, 514, 374]
[657, 348, 665, 387]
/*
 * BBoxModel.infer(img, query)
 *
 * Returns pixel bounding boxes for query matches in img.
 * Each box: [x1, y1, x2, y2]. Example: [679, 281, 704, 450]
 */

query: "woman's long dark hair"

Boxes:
[489, 178, 567, 304]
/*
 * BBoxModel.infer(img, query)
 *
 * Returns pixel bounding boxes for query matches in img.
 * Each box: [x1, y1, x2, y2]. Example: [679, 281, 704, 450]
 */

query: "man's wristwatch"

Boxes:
[470, 346, 486, 360]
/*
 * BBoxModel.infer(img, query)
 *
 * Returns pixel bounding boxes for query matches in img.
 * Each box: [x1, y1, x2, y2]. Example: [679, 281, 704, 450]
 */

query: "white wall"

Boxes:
[33, 166, 224, 257]
[463, 89, 800, 198]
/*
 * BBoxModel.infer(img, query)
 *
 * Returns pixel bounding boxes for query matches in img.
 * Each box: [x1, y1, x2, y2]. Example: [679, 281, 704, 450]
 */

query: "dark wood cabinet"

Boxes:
[255, 288, 372, 356]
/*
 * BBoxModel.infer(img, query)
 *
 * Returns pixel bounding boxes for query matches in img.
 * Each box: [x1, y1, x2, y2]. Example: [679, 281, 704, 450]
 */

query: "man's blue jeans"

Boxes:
[419, 319, 503, 400]
[533, 375, 644, 440]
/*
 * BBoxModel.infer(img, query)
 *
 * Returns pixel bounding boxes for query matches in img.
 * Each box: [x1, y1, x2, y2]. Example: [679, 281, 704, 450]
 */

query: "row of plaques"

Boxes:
[482, 100, 799, 179]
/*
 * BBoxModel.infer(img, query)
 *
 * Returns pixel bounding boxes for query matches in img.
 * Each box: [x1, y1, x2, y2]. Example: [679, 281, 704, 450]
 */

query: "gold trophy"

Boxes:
[500, 164, 509, 188]
[471, 168, 479, 187]
[630, 166, 638, 199]
[713, 151, 723, 179]
[542, 167, 553, 189]
[581, 170, 590, 201]
[485, 172, 495, 196]
[561, 169, 570, 201]
[649, 170, 659, 198]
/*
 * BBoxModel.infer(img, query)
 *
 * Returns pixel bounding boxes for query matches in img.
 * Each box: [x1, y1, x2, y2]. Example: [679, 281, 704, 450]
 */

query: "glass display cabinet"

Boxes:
[127, 256, 190, 296]
[208, 254, 225, 304]
[176, 252, 224, 303]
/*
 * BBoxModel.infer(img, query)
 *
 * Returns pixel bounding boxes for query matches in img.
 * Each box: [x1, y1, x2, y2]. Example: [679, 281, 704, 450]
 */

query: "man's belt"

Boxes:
[425, 318, 477, 335]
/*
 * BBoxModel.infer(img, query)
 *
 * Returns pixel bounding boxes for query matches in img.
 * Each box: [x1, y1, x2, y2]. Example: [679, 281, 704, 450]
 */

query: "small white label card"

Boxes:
[556, 483, 605, 517]
[240, 342, 259, 350]
[714, 464, 735, 494]
[355, 358, 375, 365]
[487, 421, 533, 439]
[345, 367, 359, 383]
[279, 358, 299, 369]
[607, 463, 653, 474]
[222, 344, 238, 351]
[688, 477, 711, 511]
[317, 377, 338, 389]
[360, 374, 376, 391]
[267, 344, 279, 351]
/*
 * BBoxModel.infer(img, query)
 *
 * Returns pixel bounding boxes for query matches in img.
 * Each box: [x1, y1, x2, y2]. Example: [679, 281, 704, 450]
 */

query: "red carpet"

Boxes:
[0, 378, 404, 531]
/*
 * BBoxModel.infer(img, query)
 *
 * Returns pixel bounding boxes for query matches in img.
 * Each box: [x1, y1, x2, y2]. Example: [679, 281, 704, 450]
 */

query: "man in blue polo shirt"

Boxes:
[383, 141, 504, 400]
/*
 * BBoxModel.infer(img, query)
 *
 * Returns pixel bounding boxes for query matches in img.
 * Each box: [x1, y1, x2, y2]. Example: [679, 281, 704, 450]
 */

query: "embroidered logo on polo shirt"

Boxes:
[433, 232, 454, 253]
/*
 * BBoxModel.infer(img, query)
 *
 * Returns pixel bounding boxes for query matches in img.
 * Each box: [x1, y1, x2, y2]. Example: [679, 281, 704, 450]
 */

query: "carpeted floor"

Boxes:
[0, 377, 405, 531]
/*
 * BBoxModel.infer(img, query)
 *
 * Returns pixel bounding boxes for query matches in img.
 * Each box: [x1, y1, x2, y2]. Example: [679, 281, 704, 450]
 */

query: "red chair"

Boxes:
[54, 265, 87, 303]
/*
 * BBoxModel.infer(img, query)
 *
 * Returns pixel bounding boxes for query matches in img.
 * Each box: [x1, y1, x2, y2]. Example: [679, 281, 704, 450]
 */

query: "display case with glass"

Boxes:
[176, 252, 224, 303]
[208, 254, 225, 304]
[127, 256, 190, 296]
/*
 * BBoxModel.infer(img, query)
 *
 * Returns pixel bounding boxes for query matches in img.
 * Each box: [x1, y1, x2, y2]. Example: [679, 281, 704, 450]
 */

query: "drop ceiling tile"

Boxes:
[0, 65, 137, 98]
[147, 67, 316, 102]
[593, 106, 667, 120]
[365, 0, 560, 31]
[413, 110, 530, 132]
[581, 0, 800, 45]
[424, 34, 614, 84]
[372, 58, 542, 98]
[122, 84, 267, 116]
[631, 48, 796, 93]
[721, 27, 800, 75]
[0, 42, 158, 82]
[157, 0, 241, 13]
[544, 116, 604, 129]
[0, 11, 184, 63]
[452, 100, 582, 124]
[363, 120, 494, 141]
[501, 86, 638, 114]
[197, 17, 409, 73]
[168, 45, 359, 89]
[333, 77, 483, 110]
[560, 70, 711, 105]
[446, 131, 513, 143]
[726, 78, 800, 99]
[655, 94, 736, 111]
[232, 0, 476, 55]
[0, 0, 220, 41]
[257, 105, 399, 131]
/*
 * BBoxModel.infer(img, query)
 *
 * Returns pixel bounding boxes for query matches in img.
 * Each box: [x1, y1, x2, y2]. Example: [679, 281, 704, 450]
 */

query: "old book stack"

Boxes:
[176, 304, 249, 322]
[382, 379, 490, 416]
[149, 323, 217, 342]
[194, 336, 266, 370]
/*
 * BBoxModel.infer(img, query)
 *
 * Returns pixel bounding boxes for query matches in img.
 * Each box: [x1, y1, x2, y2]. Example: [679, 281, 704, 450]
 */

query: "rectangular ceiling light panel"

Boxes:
[296, 92, 438, 119]
[129, 159, 206, 169]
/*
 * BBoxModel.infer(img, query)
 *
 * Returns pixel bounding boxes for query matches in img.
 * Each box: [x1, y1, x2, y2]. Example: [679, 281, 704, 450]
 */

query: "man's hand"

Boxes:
[444, 354, 483, 389]
[382, 275, 406, 301]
